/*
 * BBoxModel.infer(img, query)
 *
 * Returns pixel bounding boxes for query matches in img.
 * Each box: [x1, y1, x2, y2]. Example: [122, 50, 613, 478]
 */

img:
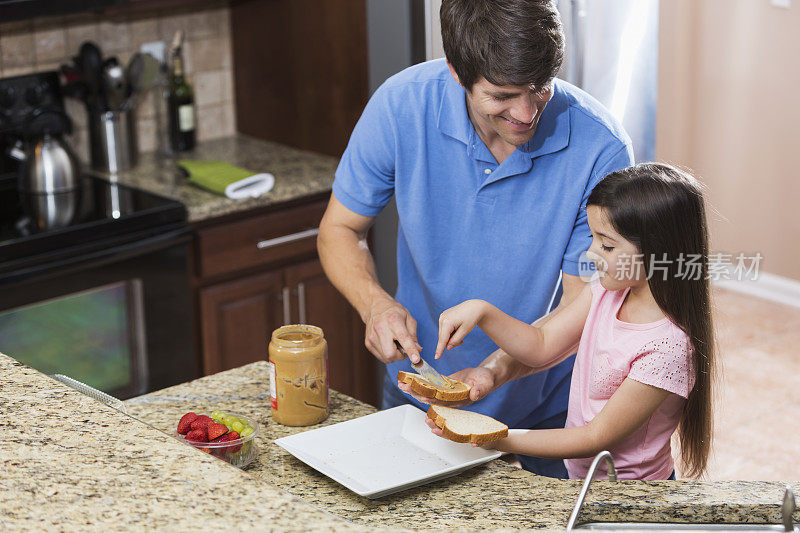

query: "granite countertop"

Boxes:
[0, 352, 383, 532]
[124, 361, 800, 531]
[3, 350, 799, 532]
[91, 135, 338, 223]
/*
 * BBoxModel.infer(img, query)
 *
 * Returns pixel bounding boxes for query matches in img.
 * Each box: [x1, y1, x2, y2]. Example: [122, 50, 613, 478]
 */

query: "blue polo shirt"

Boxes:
[333, 59, 633, 428]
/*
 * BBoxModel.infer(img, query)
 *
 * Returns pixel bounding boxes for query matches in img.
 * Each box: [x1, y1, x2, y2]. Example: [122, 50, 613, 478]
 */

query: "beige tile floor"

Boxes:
[693, 287, 800, 480]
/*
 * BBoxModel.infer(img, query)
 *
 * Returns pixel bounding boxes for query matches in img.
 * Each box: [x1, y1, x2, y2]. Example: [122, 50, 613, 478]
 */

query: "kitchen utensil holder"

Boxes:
[88, 108, 138, 174]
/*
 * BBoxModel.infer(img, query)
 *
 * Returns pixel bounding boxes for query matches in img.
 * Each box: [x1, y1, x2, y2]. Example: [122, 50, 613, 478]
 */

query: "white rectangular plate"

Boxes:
[274, 404, 502, 499]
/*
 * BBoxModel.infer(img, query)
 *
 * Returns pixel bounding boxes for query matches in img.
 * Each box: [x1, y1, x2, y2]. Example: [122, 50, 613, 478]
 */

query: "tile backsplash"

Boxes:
[0, 6, 236, 163]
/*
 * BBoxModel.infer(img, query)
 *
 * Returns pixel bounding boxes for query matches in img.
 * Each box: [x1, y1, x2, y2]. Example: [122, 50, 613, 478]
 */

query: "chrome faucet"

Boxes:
[564, 458, 797, 532]
[566, 451, 618, 531]
[782, 486, 797, 533]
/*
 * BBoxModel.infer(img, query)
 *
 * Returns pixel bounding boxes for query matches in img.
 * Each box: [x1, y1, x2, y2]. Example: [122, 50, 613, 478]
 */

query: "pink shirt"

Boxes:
[564, 279, 695, 480]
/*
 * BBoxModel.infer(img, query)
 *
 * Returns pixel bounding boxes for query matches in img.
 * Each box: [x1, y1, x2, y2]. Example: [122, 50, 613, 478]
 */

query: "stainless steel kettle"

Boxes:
[10, 133, 81, 230]
[12, 108, 81, 194]
[23, 133, 80, 194]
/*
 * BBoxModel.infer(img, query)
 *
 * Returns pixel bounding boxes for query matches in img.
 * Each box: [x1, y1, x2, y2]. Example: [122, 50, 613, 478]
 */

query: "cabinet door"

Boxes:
[231, 0, 368, 157]
[285, 259, 378, 406]
[199, 270, 285, 374]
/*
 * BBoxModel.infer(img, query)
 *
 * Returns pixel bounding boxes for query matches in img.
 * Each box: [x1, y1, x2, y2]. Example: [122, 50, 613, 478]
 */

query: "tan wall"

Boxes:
[657, 0, 800, 280]
[0, 7, 236, 162]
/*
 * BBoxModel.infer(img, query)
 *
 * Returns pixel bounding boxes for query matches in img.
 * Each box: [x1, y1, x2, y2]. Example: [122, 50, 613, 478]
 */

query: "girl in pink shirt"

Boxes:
[431, 163, 715, 479]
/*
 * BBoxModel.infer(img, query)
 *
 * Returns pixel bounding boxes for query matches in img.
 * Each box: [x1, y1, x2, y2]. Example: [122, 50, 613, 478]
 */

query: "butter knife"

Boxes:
[393, 340, 453, 389]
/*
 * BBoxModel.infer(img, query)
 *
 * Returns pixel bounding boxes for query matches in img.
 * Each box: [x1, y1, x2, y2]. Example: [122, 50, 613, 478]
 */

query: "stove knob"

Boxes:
[25, 84, 45, 107]
[0, 86, 15, 109]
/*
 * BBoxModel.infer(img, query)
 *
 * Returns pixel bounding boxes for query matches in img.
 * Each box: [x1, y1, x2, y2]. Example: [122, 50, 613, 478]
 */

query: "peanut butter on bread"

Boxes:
[397, 370, 471, 402]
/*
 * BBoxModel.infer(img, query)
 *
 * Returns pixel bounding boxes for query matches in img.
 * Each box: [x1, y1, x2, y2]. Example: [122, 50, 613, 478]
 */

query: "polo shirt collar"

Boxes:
[437, 75, 473, 145]
[519, 79, 570, 158]
[437, 76, 571, 159]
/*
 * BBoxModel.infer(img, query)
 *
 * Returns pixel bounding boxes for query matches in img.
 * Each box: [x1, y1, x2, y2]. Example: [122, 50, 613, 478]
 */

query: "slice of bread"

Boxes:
[427, 405, 508, 444]
[397, 370, 470, 402]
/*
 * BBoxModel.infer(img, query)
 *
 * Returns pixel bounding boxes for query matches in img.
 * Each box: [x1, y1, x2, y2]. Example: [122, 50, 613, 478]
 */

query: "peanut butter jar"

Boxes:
[268, 324, 329, 426]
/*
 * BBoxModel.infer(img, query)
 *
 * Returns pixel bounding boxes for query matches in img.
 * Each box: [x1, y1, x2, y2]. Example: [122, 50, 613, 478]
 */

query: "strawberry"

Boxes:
[211, 430, 241, 454]
[210, 432, 231, 447]
[207, 422, 228, 441]
[190, 415, 213, 431]
[225, 430, 242, 453]
[177, 412, 199, 435]
[210, 447, 226, 458]
[185, 428, 208, 443]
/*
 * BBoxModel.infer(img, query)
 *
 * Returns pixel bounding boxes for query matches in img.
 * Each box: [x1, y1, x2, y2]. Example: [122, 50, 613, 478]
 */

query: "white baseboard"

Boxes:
[714, 271, 800, 309]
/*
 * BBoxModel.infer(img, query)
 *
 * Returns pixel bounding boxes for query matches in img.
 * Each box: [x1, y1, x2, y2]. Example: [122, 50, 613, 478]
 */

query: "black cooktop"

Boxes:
[0, 175, 187, 265]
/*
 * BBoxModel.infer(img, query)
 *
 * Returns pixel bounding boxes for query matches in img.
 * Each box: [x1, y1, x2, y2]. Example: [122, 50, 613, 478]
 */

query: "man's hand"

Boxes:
[434, 299, 488, 359]
[364, 296, 421, 364]
[318, 196, 423, 365]
[397, 366, 496, 407]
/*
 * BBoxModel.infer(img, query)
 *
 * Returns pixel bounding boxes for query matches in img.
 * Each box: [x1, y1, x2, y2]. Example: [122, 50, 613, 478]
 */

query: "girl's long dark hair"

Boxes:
[587, 162, 715, 478]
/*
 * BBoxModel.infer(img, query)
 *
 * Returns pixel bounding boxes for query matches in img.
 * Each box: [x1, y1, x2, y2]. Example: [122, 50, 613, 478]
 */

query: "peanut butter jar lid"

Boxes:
[270, 324, 325, 349]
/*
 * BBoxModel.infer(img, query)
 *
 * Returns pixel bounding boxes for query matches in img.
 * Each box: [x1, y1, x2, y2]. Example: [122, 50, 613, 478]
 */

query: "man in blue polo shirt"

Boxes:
[317, 0, 632, 478]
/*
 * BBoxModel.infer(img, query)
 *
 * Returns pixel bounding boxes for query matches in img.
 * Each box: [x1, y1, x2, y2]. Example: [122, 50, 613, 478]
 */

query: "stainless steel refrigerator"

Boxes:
[557, 0, 659, 162]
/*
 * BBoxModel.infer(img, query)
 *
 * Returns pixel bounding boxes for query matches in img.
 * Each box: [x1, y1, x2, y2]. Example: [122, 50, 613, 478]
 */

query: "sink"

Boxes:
[566, 452, 797, 533]
[576, 523, 797, 531]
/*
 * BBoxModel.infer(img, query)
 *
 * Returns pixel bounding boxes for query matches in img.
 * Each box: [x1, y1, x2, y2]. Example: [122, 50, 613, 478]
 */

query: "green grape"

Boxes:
[231, 421, 245, 433]
[240, 426, 254, 437]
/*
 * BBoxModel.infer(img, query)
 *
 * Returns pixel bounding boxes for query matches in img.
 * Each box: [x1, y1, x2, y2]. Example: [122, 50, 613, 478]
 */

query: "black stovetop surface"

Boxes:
[0, 174, 187, 264]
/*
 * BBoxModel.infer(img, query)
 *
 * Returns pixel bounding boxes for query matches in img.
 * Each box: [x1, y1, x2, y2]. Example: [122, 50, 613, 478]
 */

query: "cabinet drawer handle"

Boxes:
[282, 287, 291, 325]
[257, 228, 319, 250]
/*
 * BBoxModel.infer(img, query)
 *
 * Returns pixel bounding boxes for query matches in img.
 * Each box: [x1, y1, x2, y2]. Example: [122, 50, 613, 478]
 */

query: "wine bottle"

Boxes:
[168, 31, 196, 152]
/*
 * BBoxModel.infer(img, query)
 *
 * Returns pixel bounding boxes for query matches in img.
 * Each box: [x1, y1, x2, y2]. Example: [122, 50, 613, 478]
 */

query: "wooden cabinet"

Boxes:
[284, 260, 375, 403]
[199, 269, 284, 375]
[192, 196, 378, 406]
[230, 0, 369, 157]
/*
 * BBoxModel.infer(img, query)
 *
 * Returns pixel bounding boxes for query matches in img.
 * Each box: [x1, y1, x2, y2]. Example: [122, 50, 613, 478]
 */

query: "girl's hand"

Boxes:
[424, 415, 443, 435]
[471, 430, 524, 453]
[435, 299, 488, 359]
[470, 440, 500, 450]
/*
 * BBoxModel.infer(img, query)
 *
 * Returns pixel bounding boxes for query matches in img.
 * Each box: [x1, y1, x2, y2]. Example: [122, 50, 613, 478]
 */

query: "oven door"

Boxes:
[0, 226, 198, 399]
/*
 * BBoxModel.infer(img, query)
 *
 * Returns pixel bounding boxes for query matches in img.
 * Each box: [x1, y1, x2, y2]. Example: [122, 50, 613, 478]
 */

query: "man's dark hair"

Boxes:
[440, 0, 564, 91]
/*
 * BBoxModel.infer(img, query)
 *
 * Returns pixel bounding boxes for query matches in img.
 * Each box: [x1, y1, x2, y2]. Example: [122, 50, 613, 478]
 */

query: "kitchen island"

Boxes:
[3, 351, 798, 531]
[129, 362, 799, 530]
[0, 353, 373, 532]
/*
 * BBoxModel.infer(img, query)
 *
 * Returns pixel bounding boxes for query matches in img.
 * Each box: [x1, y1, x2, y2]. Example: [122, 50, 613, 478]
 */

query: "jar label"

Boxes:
[178, 104, 194, 132]
[268, 360, 277, 410]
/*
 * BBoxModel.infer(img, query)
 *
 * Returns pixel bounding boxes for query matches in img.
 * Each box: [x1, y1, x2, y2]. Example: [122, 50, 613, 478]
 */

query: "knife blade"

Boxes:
[393, 340, 453, 389]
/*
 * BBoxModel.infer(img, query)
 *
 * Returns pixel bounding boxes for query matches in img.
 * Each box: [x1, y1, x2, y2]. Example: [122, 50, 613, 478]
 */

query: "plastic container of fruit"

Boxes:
[175, 412, 259, 468]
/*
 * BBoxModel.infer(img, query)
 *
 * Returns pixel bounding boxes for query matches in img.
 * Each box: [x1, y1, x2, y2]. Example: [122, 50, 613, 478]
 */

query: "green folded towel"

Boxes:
[179, 159, 257, 196]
